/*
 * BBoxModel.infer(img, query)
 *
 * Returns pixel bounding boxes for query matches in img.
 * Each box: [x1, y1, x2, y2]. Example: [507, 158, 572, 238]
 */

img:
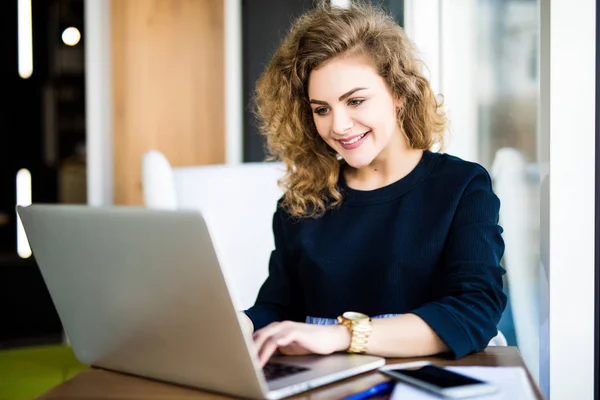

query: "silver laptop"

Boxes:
[16, 205, 385, 399]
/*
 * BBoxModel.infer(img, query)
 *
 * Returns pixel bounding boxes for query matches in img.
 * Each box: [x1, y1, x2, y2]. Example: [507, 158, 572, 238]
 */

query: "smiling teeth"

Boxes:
[341, 133, 366, 145]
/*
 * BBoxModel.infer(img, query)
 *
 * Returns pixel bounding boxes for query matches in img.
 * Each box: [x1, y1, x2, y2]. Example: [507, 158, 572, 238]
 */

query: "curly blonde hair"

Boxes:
[254, 2, 447, 218]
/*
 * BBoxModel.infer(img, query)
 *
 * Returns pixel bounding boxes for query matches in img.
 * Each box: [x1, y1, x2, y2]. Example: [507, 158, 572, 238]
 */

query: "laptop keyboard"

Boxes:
[263, 363, 310, 381]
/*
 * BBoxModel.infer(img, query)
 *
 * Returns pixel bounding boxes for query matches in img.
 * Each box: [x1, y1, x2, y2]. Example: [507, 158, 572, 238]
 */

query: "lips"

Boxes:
[338, 131, 371, 150]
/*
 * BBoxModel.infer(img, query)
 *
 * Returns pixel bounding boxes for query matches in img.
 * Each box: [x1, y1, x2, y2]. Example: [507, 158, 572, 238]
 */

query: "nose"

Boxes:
[331, 109, 354, 136]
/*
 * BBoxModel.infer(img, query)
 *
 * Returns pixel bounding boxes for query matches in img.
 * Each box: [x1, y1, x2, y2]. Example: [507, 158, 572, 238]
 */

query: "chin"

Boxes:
[342, 154, 375, 169]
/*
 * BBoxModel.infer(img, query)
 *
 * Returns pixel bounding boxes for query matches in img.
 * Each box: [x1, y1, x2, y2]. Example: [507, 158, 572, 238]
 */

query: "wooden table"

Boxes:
[38, 346, 543, 399]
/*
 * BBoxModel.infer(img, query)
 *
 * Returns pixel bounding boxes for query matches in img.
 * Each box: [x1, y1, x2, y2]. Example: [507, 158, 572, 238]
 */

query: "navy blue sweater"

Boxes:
[245, 151, 507, 359]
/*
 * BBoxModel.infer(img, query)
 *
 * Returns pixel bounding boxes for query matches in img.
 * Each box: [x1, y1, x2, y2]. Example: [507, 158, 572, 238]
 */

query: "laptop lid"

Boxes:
[17, 205, 270, 399]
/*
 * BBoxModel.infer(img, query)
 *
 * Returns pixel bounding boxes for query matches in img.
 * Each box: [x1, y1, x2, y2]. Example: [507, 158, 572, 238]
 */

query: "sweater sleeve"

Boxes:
[411, 166, 507, 358]
[243, 206, 304, 330]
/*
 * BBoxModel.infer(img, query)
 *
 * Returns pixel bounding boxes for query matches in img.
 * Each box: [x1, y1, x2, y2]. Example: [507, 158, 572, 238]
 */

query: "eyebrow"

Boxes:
[309, 87, 368, 105]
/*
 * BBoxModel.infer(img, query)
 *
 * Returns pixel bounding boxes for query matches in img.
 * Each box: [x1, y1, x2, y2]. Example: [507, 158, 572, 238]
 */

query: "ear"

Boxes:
[394, 96, 406, 111]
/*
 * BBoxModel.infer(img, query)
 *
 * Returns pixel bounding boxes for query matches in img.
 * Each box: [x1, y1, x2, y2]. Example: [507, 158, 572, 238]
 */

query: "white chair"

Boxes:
[142, 150, 286, 311]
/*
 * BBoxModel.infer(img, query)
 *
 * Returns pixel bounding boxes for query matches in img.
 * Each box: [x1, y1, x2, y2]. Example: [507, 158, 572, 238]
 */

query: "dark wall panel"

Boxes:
[242, 0, 315, 162]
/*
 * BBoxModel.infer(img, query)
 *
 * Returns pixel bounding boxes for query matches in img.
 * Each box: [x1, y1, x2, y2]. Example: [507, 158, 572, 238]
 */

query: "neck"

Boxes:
[344, 134, 424, 191]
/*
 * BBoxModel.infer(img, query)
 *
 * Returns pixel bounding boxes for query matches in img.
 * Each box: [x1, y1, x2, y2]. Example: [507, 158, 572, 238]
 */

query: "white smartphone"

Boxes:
[379, 361, 499, 398]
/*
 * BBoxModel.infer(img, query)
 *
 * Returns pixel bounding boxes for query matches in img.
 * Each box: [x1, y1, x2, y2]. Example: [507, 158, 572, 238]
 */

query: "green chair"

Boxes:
[0, 345, 87, 400]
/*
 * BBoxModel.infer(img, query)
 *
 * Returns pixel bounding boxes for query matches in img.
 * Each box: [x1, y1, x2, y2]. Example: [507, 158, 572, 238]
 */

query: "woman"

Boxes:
[240, 2, 506, 367]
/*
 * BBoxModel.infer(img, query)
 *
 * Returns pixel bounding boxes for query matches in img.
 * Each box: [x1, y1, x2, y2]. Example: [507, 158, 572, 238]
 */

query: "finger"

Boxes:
[253, 323, 281, 352]
[253, 321, 296, 352]
[276, 331, 312, 356]
[253, 321, 283, 339]
[256, 323, 297, 367]
[252, 321, 279, 340]
[258, 336, 279, 367]
[279, 342, 307, 356]
[275, 330, 298, 347]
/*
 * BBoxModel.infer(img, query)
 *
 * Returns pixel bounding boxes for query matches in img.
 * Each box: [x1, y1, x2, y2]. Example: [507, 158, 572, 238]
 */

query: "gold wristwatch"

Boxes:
[337, 311, 372, 353]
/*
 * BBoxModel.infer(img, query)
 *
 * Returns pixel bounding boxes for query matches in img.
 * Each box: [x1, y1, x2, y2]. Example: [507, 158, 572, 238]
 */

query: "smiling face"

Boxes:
[307, 53, 406, 170]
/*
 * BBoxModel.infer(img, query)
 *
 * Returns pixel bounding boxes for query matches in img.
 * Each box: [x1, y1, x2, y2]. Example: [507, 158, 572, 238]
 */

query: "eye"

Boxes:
[348, 98, 365, 107]
[314, 107, 330, 116]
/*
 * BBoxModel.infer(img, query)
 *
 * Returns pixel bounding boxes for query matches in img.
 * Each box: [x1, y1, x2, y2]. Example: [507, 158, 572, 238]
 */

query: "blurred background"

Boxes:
[1, 0, 595, 399]
[1, 0, 85, 348]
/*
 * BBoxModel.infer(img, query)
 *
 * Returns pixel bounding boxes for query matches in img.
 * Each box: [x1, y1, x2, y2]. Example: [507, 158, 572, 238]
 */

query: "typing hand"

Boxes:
[253, 321, 351, 367]
[238, 312, 254, 336]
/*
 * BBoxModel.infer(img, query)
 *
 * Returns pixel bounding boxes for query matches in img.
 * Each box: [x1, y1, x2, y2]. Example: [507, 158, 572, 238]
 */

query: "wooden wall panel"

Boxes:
[112, 0, 225, 205]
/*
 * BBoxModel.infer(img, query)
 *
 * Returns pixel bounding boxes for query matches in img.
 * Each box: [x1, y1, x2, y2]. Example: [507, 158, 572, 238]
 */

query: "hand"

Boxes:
[253, 321, 351, 367]
[238, 312, 254, 336]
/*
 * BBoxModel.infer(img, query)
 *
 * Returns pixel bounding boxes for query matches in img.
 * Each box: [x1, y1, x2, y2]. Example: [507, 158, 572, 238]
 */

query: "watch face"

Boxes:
[343, 311, 370, 321]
